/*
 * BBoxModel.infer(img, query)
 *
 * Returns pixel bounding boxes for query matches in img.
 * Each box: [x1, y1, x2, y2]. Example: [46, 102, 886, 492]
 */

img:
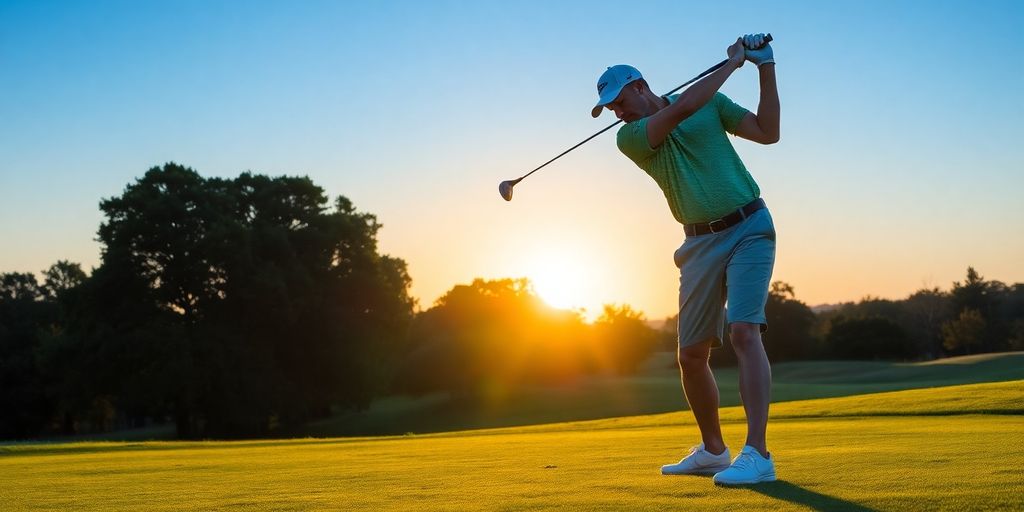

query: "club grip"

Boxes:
[744, 33, 773, 50]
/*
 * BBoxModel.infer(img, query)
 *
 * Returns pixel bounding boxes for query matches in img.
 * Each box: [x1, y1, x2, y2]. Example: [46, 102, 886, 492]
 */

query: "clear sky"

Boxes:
[2, 0, 1022, 320]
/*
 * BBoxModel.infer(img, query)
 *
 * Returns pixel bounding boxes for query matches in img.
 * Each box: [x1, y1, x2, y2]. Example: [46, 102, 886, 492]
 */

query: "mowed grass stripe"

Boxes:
[5, 379, 1021, 454]
[307, 352, 1024, 437]
[1, 416, 1021, 511]
[401, 379, 1024, 439]
[2, 381, 1023, 511]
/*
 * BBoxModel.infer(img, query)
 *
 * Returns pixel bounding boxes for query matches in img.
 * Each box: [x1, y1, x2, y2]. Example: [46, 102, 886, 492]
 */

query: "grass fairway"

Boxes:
[3, 381, 1022, 511]
[308, 352, 1024, 436]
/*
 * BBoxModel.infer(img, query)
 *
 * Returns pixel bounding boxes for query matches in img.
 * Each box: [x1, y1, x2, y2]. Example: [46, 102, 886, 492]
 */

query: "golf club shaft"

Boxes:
[511, 58, 730, 184]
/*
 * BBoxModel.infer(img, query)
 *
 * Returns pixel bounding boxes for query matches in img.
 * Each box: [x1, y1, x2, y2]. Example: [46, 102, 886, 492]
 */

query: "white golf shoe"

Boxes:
[712, 445, 777, 485]
[661, 443, 731, 475]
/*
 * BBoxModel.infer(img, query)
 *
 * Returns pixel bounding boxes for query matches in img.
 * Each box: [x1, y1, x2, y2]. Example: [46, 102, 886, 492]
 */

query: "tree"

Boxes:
[0, 272, 58, 438]
[0, 264, 88, 440]
[951, 267, 992, 316]
[401, 276, 720, 395]
[904, 288, 952, 359]
[949, 267, 1000, 352]
[397, 278, 602, 399]
[1007, 319, 1024, 351]
[942, 308, 986, 354]
[591, 304, 660, 375]
[1003, 285, 1024, 351]
[825, 315, 915, 360]
[40, 261, 87, 300]
[0, 272, 44, 302]
[762, 281, 818, 361]
[77, 163, 414, 438]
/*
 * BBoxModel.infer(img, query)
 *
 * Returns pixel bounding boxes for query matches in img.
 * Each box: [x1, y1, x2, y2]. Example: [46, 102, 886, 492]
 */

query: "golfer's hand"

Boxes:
[743, 33, 774, 66]
[727, 38, 745, 69]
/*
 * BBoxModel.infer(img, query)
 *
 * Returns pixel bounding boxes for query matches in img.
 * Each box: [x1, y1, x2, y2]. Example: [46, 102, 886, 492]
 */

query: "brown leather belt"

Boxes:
[683, 198, 766, 236]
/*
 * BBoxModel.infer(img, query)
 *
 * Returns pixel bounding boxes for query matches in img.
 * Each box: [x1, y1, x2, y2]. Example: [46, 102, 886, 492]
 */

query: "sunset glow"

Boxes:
[1, 1, 1021, 323]
[525, 249, 590, 312]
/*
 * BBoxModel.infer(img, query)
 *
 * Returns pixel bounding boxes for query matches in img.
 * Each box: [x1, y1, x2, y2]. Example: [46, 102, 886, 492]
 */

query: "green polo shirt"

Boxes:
[616, 92, 759, 225]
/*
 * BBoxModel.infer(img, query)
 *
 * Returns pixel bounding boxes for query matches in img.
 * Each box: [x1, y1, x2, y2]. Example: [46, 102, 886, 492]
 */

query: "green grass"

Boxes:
[2, 380, 1022, 511]
[306, 352, 1024, 436]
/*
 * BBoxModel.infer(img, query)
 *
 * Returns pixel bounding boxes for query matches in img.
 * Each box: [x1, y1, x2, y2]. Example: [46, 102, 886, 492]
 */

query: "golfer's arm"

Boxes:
[646, 61, 740, 148]
[735, 64, 780, 144]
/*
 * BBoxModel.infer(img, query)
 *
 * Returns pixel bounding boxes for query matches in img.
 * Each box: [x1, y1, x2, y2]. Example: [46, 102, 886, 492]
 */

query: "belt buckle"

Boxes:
[708, 219, 728, 233]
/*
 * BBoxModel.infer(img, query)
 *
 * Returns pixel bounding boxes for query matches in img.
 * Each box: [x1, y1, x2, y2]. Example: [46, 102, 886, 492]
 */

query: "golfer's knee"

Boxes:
[677, 340, 712, 373]
[729, 322, 762, 353]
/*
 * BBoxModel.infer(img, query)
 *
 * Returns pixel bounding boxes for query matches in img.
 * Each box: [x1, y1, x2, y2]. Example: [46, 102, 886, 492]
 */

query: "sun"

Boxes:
[526, 250, 588, 311]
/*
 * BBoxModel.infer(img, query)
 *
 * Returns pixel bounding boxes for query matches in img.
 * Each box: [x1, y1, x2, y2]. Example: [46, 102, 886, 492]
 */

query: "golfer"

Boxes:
[593, 34, 779, 485]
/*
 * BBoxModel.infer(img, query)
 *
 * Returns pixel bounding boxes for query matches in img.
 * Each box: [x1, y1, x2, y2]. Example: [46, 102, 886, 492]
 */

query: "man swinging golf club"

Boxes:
[594, 34, 779, 485]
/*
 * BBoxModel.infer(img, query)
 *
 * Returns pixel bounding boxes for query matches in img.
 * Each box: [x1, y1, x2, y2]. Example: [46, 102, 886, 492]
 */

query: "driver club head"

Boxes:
[498, 180, 516, 201]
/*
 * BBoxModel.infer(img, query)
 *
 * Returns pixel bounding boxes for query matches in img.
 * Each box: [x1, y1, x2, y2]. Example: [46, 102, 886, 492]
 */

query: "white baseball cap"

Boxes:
[591, 64, 642, 118]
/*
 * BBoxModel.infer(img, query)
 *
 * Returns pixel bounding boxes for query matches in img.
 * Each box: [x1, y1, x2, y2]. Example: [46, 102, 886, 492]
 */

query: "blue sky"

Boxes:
[2, 0, 1022, 318]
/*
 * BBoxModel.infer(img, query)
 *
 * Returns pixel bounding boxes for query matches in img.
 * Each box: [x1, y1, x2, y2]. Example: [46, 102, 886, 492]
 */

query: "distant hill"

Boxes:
[810, 302, 846, 313]
[645, 318, 669, 330]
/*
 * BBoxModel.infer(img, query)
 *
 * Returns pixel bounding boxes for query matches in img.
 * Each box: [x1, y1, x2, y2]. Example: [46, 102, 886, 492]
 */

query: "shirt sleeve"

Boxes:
[715, 92, 750, 134]
[616, 119, 657, 164]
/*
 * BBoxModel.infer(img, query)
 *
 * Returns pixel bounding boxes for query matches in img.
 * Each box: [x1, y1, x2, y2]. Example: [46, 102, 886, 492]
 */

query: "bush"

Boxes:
[825, 315, 916, 360]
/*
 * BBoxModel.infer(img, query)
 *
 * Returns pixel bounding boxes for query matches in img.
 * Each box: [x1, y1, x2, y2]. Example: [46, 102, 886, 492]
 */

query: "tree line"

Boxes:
[2, 163, 1021, 440]
[393, 278, 659, 402]
[0, 164, 657, 440]
[661, 268, 1024, 366]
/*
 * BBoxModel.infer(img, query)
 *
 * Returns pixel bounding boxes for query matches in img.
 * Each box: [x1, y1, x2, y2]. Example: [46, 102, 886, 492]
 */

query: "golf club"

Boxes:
[499, 34, 772, 201]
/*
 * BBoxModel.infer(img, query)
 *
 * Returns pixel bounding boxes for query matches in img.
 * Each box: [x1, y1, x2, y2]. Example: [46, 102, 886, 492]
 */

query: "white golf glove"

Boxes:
[743, 33, 774, 66]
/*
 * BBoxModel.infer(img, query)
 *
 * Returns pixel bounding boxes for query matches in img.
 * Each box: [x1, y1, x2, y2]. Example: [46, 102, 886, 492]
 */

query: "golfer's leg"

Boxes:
[677, 339, 725, 454]
[674, 234, 727, 452]
[724, 209, 777, 457]
[730, 322, 771, 456]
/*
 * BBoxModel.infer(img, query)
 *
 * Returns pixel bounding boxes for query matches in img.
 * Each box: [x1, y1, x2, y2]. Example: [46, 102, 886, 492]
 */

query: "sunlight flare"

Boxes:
[526, 249, 590, 311]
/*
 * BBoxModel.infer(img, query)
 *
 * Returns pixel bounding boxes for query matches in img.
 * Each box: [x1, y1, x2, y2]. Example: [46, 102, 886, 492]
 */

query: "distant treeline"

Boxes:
[0, 164, 657, 441]
[665, 270, 1024, 368]
[2, 163, 1022, 441]
[395, 278, 660, 400]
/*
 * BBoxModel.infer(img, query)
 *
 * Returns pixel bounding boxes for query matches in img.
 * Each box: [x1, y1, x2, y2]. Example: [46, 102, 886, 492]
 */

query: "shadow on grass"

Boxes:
[745, 480, 876, 511]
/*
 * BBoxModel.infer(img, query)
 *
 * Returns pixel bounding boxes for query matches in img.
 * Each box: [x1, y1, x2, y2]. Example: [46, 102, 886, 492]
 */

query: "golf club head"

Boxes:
[498, 180, 516, 201]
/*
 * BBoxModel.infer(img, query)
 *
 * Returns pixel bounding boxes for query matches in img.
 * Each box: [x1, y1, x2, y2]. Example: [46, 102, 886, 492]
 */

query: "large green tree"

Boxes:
[77, 163, 413, 437]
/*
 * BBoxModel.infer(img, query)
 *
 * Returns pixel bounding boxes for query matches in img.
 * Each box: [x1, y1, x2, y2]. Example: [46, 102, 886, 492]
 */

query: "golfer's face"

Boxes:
[607, 84, 642, 122]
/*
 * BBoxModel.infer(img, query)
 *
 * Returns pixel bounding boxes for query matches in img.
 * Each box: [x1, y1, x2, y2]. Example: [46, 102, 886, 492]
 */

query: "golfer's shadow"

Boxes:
[741, 480, 876, 512]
